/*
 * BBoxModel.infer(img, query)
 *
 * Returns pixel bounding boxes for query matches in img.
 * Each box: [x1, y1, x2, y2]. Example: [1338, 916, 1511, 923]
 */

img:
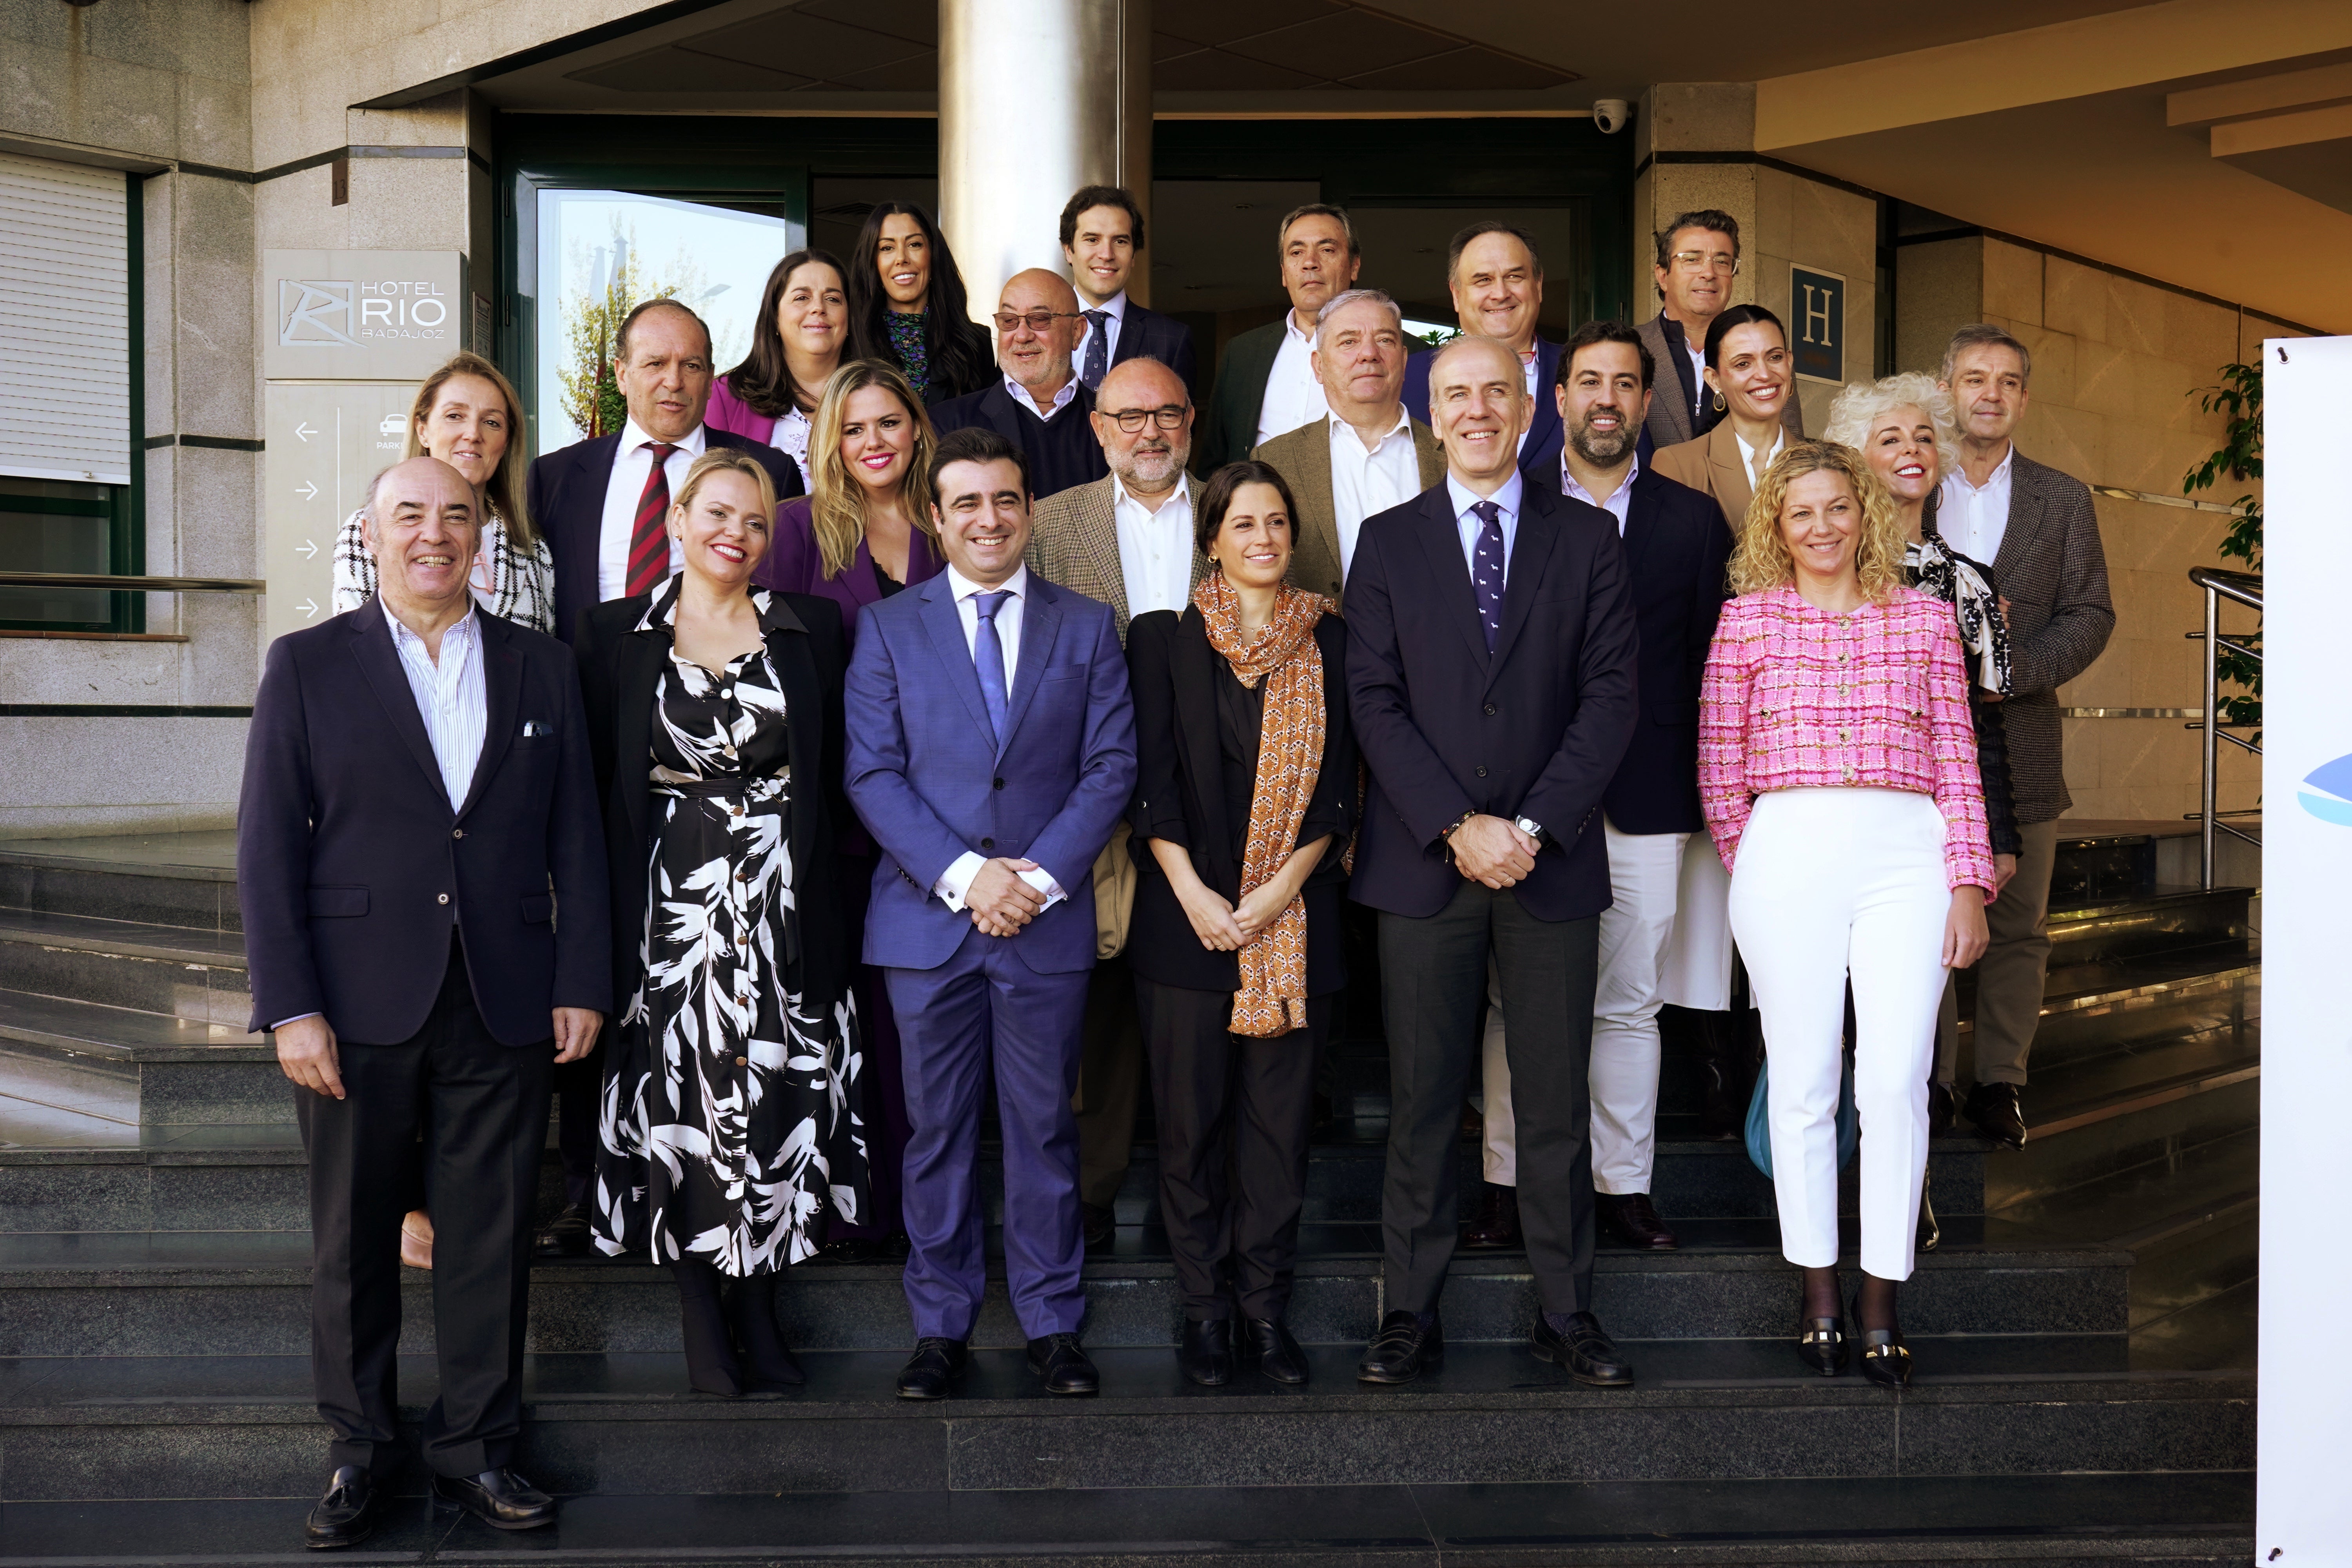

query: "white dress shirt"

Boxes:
[1328, 409, 1421, 581]
[1685, 339, 1708, 418]
[1005, 374, 1080, 422]
[1254, 310, 1331, 449]
[1733, 428, 1786, 489]
[1076, 291, 1127, 368]
[1560, 450, 1640, 535]
[1112, 475, 1195, 618]
[598, 419, 706, 601]
[1938, 443, 2016, 566]
[932, 563, 1066, 915]
[1446, 470, 1526, 577]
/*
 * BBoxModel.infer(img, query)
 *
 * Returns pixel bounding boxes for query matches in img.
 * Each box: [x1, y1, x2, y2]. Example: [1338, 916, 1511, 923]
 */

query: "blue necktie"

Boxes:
[1469, 499, 1506, 653]
[1081, 310, 1109, 390]
[972, 590, 1012, 745]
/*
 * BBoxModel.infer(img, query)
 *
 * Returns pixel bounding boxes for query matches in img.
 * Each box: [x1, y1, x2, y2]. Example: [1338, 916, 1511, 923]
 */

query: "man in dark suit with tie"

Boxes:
[521, 296, 800, 1251]
[930, 270, 1111, 502]
[1061, 185, 1199, 398]
[1345, 336, 1641, 1389]
[1400, 222, 1566, 479]
[238, 456, 610, 1547]
[844, 426, 1137, 1403]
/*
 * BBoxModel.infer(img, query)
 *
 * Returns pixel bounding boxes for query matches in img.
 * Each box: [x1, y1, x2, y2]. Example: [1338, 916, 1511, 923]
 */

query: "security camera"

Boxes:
[1592, 100, 1630, 135]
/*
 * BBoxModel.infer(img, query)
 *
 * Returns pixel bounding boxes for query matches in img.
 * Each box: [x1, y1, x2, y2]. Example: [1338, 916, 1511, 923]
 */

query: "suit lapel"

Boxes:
[455, 617, 521, 821]
[348, 605, 449, 807]
[1412, 421, 1446, 488]
[1172, 611, 1232, 872]
[1000, 577, 1064, 754]
[1411, 489, 1490, 668]
[1292, 422, 1340, 588]
[1182, 474, 1211, 595]
[614, 623, 665, 847]
[1619, 469, 1662, 578]
[916, 575, 999, 750]
[1711, 424, 1754, 531]
[1487, 488, 1559, 682]
[763, 607, 822, 878]
[1078, 481, 1129, 624]
[1991, 454, 2042, 588]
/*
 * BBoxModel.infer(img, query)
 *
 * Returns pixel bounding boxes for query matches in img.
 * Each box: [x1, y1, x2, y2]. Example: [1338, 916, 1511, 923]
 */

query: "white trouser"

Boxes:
[1659, 830, 1734, 1011]
[1728, 788, 1949, 1282]
[1475, 821, 1687, 1192]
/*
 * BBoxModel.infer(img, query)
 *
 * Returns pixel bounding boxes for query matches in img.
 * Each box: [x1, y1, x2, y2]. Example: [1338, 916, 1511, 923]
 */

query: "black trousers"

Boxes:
[552, 1053, 599, 1207]
[1075, 953, 1146, 1211]
[1379, 881, 1600, 1317]
[297, 935, 552, 1479]
[1134, 978, 1328, 1322]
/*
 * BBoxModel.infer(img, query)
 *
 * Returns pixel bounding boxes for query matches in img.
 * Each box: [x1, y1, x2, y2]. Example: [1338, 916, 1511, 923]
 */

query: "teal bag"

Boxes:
[1744, 1054, 1861, 1178]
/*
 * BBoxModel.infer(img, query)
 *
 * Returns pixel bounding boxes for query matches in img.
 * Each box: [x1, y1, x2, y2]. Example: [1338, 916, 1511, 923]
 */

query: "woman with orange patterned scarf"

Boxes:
[1124, 459, 1357, 1392]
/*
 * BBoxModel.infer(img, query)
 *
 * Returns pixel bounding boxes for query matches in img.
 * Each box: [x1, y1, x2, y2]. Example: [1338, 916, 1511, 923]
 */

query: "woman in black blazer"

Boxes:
[1124, 459, 1356, 1391]
[573, 449, 871, 1399]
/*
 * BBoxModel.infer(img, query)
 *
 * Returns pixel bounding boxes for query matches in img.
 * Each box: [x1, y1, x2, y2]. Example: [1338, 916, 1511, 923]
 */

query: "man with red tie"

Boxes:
[523, 296, 804, 1254]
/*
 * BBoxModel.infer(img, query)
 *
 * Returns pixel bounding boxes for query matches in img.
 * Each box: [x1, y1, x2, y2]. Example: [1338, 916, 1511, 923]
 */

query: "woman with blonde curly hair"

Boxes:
[1699, 440, 1994, 1389]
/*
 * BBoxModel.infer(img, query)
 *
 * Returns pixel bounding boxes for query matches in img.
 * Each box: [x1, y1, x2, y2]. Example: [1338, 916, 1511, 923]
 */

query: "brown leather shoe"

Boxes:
[1462, 1182, 1521, 1249]
[1596, 1192, 1679, 1250]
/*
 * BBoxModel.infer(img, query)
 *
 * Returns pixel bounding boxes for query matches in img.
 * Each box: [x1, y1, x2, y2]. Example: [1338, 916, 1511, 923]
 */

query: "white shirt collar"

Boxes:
[1446, 468, 1525, 521]
[1283, 309, 1318, 347]
[1951, 442, 2016, 492]
[1082, 290, 1128, 324]
[1111, 472, 1191, 518]
[619, 416, 706, 459]
[1003, 374, 1079, 420]
[946, 562, 1030, 603]
[381, 596, 478, 652]
[1330, 406, 1412, 451]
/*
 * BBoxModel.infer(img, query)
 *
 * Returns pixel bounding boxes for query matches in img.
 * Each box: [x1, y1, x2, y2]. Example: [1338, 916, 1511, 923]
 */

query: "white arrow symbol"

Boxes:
[296, 540, 318, 559]
[296, 481, 318, 500]
[294, 423, 316, 443]
[298, 598, 319, 619]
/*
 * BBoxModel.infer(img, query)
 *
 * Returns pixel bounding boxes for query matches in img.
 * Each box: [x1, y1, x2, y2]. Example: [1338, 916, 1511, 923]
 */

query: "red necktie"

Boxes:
[625, 442, 680, 596]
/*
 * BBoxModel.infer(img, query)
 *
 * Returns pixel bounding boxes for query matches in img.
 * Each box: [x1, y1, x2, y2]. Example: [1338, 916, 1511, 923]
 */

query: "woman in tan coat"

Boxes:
[1652, 304, 1802, 534]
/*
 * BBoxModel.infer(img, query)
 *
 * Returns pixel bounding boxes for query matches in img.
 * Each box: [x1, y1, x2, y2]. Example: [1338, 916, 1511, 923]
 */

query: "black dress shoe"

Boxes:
[1177, 1317, 1233, 1387]
[1927, 1080, 1956, 1137]
[431, 1468, 557, 1531]
[1245, 1317, 1308, 1385]
[1081, 1202, 1116, 1247]
[1964, 1082, 2028, 1149]
[305, 1465, 382, 1550]
[1462, 1182, 1521, 1249]
[533, 1201, 592, 1258]
[1795, 1312, 1848, 1376]
[1530, 1310, 1636, 1387]
[1916, 1174, 1941, 1254]
[895, 1337, 967, 1401]
[1027, 1332, 1100, 1396]
[1357, 1309, 1442, 1384]
[1596, 1192, 1679, 1250]
[1852, 1295, 1912, 1388]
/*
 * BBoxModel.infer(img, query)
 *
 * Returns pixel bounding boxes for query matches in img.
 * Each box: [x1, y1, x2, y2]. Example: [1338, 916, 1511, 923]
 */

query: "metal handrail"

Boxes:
[2183, 567, 2261, 889]
[0, 572, 265, 593]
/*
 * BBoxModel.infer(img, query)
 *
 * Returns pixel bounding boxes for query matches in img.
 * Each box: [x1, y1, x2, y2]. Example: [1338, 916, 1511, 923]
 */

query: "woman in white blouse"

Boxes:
[331, 352, 554, 635]
[705, 249, 850, 475]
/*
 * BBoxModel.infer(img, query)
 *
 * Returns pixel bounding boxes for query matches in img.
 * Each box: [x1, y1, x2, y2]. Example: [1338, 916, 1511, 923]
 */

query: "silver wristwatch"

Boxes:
[1514, 815, 1550, 849]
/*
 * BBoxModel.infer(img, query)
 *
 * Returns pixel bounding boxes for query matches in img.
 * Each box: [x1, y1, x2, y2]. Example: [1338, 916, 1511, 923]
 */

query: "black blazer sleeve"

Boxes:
[546, 643, 614, 1014]
[1297, 614, 1355, 855]
[236, 635, 323, 1029]
[792, 592, 853, 860]
[1125, 610, 1192, 850]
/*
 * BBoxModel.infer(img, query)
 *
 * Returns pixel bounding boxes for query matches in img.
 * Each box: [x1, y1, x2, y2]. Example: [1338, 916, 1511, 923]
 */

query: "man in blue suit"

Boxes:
[1060, 185, 1200, 397]
[844, 426, 1137, 1402]
[1399, 222, 1565, 479]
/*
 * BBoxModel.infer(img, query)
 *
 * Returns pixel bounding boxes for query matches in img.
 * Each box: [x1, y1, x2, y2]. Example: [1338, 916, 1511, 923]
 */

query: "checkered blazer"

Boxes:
[1984, 454, 2114, 824]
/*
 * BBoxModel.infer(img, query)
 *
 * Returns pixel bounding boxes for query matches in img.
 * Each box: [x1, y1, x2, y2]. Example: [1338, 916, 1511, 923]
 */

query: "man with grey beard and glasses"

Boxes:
[1468, 320, 1737, 1259]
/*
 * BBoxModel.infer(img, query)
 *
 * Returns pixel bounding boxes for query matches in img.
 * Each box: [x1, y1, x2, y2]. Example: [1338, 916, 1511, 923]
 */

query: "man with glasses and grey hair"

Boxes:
[932, 268, 1111, 501]
[1254, 287, 1446, 603]
[1198, 202, 1364, 473]
[1634, 209, 1806, 454]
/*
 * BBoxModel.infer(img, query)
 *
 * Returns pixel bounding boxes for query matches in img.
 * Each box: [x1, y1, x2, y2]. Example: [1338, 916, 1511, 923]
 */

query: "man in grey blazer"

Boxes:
[1936, 323, 2114, 1147]
[1633, 210, 1804, 455]
[1197, 204, 1362, 474]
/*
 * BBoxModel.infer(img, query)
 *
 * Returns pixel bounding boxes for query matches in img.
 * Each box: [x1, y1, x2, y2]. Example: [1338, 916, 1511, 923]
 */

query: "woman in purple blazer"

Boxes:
[752, 358, 943, 1256]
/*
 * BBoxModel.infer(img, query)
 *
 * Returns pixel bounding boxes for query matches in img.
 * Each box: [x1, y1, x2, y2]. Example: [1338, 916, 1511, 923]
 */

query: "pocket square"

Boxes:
[521, 720, 551, 738]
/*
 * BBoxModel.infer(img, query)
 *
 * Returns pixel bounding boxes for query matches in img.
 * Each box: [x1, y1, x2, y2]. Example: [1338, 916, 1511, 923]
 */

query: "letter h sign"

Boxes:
[1789, 266, 1844, 384]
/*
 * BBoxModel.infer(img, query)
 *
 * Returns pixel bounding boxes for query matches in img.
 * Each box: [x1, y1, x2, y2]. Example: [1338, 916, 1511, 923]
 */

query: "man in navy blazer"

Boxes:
[844, 426, 1136, 1403]
[1475, 322, 1736, 1259]
[1060, 184, 1200, 397]
[521, 297, 799, 1253]
[1399, 222, 1565, 479]
[238, 456, 609, 1546]
[1345, 337, 1640, 1390]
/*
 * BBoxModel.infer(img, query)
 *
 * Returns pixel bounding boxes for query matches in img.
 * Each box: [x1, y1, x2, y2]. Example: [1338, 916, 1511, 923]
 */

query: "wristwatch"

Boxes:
[1514, 815, 1551, 849]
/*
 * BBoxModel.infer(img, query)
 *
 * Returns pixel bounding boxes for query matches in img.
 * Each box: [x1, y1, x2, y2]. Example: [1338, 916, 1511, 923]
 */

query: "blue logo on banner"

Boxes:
[2299, 753, 2352, 825]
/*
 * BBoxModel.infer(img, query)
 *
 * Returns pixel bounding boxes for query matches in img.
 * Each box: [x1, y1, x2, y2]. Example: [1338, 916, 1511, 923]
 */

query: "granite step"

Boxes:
[0, 989, 276, 1125]
[0, 1224, 2131, 1358]
[0, 834, 241, 934]
[0, 1472, 2255, 1564]
[0, 1343, 2250, 1502]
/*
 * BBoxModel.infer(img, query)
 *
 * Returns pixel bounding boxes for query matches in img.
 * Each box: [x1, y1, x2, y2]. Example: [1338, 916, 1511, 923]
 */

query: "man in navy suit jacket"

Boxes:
[930, 270, 1111, 502]
[519, 296, 800, 1252]
[844, 427, 1136, 1403]
[238, 456, 609, 1544]
[1399, 221, 1566, 479]
[1345, 337, 1640, 1391]
[1060, 184, 1200, 397]
[1477, 322, 1736, 1259]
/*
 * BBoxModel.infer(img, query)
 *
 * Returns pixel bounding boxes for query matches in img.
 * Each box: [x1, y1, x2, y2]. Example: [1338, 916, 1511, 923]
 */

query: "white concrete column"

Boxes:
[938, 0, 1152, 316]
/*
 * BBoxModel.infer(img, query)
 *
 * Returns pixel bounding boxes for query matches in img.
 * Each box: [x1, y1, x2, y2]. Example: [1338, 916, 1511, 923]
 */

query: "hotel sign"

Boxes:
[1789, 265, 1845, 384]
[261, 250, 467, 381]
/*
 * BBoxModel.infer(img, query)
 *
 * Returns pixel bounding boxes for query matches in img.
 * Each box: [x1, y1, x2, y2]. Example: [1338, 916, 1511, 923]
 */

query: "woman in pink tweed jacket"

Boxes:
[1699, 440, 1993, 1390]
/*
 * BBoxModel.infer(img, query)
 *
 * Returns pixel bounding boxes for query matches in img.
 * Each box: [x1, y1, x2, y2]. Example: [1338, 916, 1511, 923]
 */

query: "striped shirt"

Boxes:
[383, 600, 487, 812]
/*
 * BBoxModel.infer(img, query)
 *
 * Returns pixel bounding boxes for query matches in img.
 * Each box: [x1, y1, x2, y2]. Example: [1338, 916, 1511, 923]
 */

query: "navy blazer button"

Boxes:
[1475, 766, 1488, 777]
[436, 893, 450, 905]
[1484, 704, 1497, 715]
[993, 777, 1005, 789]
[452, 828, 464, 839]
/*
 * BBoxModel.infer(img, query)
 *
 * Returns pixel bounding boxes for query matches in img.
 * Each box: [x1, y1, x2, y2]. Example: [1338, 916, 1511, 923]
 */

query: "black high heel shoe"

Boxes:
[671, 1259, 743, 1399]
[1852, 1292, 1911, 1389]
[1795, 1310, 1847, 1376]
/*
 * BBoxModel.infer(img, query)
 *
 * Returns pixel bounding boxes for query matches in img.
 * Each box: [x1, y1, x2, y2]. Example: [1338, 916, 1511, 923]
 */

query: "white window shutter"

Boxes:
[0, 152, 132, 485]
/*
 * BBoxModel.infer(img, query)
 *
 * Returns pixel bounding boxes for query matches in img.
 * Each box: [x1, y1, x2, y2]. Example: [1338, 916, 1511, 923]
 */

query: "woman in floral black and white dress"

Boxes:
[574, 448, 871, 1398]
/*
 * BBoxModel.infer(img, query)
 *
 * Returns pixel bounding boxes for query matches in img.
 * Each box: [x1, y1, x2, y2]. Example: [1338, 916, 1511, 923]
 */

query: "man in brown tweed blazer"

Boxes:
[1937, 324, 2115, 1148]
[1025, 354, 1209, 1244]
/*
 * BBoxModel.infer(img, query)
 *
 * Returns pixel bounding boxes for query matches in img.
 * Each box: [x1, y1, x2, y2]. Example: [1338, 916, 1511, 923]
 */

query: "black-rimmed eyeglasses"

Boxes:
[1100, 405, 1189, 433]
[992, 309, 1083, 333]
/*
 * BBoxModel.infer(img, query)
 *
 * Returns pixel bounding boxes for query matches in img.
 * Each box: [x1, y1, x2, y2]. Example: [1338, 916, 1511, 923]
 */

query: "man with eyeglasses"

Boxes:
[1633, 209, 1805, 456]
[1024, 354, 1209, 1247]
[931, 269, 1111, 502]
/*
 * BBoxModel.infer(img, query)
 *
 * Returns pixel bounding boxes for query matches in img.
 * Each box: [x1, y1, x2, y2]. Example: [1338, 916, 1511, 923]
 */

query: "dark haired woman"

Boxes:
[706, 250, 849, 474]
[1653, 303, 1801, 535]
[1124, 459, 1354, 1390]
[846, 203, 993, 406]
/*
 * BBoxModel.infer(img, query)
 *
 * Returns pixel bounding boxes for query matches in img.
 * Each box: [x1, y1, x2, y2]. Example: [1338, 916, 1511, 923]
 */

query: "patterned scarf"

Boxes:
[1194, 572, 1328, 1038]
[1907, 515, 2012, 695]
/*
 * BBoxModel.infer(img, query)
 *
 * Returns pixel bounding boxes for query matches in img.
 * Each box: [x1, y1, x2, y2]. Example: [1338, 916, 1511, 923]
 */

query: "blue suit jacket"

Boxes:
[236, 604, 612, 1045]
[1112, 302, 1200, 398]
[1402, 337, 1565, 479]
[843, 571, 1137, 975]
